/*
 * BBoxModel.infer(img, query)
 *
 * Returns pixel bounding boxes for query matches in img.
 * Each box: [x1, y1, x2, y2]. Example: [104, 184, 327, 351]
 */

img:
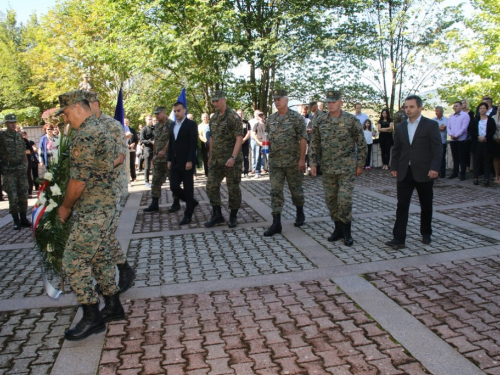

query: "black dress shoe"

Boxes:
[422, 236, 432, 244]
[385, 239, 406, 249]
[473, 179, 479, 185]
[459, 175, 466, 181]
[179, 216, 192, 225]
[447, 174, 458, 179]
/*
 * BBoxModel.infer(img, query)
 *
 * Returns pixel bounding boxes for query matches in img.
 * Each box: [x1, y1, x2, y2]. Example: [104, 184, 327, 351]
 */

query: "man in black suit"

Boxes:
[386, 95, 443, 249]
[475, 96, 498, 118]
[167, 101, 199, 225]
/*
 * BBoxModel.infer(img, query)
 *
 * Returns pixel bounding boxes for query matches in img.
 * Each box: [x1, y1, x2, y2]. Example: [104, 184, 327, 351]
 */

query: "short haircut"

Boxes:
[435, 106, 444, 111]
[453, 101, 463, 106]
[355, 103, 362, 108]
[483, 96, 492, 101]
[405, 95, 423, 108]
[174, 101, 186, 109]
[479, 102, 489, 110]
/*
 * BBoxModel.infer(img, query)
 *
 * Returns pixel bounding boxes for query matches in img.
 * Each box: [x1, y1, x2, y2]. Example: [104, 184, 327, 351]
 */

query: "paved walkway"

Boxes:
[1, 169, 500, 374]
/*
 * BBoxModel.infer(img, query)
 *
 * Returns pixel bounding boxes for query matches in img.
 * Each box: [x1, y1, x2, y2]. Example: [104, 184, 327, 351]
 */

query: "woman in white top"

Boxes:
[363, 119, 375, 170]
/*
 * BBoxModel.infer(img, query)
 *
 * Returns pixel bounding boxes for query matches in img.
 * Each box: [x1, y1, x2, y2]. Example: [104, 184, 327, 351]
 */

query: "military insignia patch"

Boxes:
[72, 148, 81, 158]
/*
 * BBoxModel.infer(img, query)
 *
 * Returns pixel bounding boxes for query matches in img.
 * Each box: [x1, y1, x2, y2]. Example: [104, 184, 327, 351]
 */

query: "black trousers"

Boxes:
[129, 152, 136, 180]
[473, 143, 492, 180]
[440, 143, 447, 177]
[242, 142, 250, 174]
[200, 141, 209, 176]
[380, 138, 392, 165]
[450, 140, 466, 178]
[365, 144, 372, 167]
[169, 165, 195, 217]
[143, 147, 154, 183]
[393, 167, 434, 243]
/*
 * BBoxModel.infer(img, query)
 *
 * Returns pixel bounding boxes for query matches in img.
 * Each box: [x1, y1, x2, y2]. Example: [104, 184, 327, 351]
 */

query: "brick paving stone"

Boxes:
[439, 203, 500, 231]
[140, 183, 225, 207]
[0, 307, 76, 375]
[367, 256, 500, 372]
[0, 225, 33, 246]
[126, 229, 316, 288]
[301, 216, 499, 264]
[241, 175, 324, 198]
[99, 280, 426, 374]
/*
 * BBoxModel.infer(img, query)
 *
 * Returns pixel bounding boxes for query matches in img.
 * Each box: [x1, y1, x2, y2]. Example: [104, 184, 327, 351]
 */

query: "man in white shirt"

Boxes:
[354, 103, 369, 128]
[433, 106, 448, 178]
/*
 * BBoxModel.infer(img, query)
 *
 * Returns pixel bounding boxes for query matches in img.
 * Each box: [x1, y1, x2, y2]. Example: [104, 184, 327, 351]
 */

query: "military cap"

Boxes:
[55, 90, 88, 116]
[153, 106, 166, 114]
[272, 89, 288, 99]
[324, 89, 342, 103]
[4, 114, 17, 123]
[84, 91, 98, 102]
[211, 90, 226, 101]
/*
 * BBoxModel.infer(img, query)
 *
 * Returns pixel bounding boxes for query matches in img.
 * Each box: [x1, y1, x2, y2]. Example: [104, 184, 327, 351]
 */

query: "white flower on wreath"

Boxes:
[43, 172, 53, 181]
[46, 243, 54, 253]
[50, 184, 62, 196]
[45, 199, 58, 213]
[37, 193, 47, 206]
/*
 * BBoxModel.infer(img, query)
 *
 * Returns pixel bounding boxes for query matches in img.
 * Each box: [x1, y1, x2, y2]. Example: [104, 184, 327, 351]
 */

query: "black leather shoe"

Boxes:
[168, 200, 181, 213]
[144, 197, 159, 212]
[65, 303, 105, 341]
[228, 209, 238, 228]
[101, 293, 125, 322]
[204, 206, 225, 227]
[342, 222, 354, 247]
[385, 239, 406, 249]
[179, 216, 192, 225]
[117, 262, 135, 293]
[328, 222, 343, 242]
[459, 175, 466, 181]
[12, 213, 20, 230]
[483, 179, 490, 187]
[294, 206, 305, 227]
[447, 174, 458, 179]
[473, 179, 479, 185]
[19, 213, 31, 228]
[422, 236, 432, 245]
[264, 214, 282, 236]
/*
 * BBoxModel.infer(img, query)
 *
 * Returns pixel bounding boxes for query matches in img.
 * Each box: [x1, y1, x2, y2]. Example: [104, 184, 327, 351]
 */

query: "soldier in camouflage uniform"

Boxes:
[0, 114, 31, 230]
[56, 91, 124, 341]
[204, 90, 243, 228]
[310, 90, 367, 247]
[394, 105, 407, 125]
[86, 92, 135, 293]
[143, 106, 178, 213]
[263, 89, 307, 237]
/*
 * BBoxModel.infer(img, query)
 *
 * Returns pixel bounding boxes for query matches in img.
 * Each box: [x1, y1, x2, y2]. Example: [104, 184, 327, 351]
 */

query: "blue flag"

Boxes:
[170, 87, 187, 120]
[114, 86, 125, 127]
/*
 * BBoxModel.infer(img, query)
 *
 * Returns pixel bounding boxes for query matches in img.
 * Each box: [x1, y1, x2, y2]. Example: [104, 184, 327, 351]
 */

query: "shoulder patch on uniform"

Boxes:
[72, 148, 81, 158]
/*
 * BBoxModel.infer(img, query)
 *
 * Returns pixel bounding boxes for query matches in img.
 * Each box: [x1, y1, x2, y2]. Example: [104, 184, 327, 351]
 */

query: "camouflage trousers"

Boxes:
[63, 211, 120, 304]
[3, 167, 29, 214]
[322, 172, 355, 224]
[151, 159, 169, 198]
[270, 166, 304, 214]
[108, 189, 127, 266]
[207, 162, 241, 209]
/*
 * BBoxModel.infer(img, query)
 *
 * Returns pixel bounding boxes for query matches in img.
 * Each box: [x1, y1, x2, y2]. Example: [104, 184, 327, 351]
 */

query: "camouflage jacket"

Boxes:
[310, 110, 367, 174]
[209, 107, 243, 164]
[0, 129, 26, 171]
[70, 115, 116, 214]
[154, 119, 174, 160]
[265, 109, 307, 168]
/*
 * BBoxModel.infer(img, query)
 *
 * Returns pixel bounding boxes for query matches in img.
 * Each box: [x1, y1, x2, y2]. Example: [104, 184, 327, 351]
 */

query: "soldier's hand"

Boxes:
[225, 158, 235, 168]
[391, 170, 398, 178]
[186, 161, 192, 170]
[158, 150, 165, 158]
[298, 160, 306, 172]
[428, 170, 438, 179]
[58, 206, 71, 223]
[310, 166, 317, 177]
[356, 166, 364, 177]
[167, 161, 171, 169]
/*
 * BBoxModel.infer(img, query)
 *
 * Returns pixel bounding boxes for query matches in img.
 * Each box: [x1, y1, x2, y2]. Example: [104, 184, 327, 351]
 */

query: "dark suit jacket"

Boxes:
[390, 116, 443, 182]
[167, 118, 198, 170]
[470, 116, 497, 155]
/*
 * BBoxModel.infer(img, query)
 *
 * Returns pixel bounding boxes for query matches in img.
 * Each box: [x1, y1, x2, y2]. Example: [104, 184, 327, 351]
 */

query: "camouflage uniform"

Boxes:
[98, 112, 128, 266]
[207, 107, 243, 209]
[0, 117, 29, 215]
[63, 113, 119, 304]
[311, 109, 367, 224]
[394, 109, 407, 125]
[266, 108, 307, 214]
[152, 118, 174, 198]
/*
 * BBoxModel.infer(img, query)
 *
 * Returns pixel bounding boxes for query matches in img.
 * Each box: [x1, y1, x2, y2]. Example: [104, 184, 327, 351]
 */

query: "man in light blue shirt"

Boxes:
[354, 103, 370, 129]
[433, 106, 448, 177]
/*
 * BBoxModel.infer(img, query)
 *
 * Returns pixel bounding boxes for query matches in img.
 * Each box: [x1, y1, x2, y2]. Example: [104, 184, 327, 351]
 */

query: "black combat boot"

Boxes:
[294, 206, 305, 227]
[101, 292, 125, 322]
[264, 214, 282, 236]
[144, 197, 159, 212]
[204, 206, 225, 227]
[64, 303, 105, 341]
[327, 221, 343, 242]
[343, 222, 354, 247]
[19, 212, 31, 228]
[117, 262, 136, 293]
[12, 213, 21, 230]
[228, 209, 238, 228]
[168, 199, 181, 213]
